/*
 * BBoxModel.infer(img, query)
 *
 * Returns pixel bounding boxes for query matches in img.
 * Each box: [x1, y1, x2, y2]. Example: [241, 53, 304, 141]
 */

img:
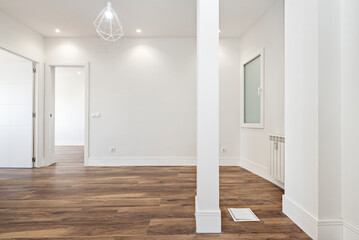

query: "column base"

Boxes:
[195, 196, 221, 233]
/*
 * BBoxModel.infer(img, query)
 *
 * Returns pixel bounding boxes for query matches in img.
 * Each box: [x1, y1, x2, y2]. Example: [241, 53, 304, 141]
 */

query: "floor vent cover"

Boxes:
[228, 208, 260, 222]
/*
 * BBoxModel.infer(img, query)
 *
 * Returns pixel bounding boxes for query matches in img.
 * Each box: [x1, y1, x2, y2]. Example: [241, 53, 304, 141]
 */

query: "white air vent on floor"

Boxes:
[228, 208, 260, 222]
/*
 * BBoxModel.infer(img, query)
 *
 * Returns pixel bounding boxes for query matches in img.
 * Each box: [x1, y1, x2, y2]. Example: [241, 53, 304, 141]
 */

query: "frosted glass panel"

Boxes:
[244, 56, 261, 124]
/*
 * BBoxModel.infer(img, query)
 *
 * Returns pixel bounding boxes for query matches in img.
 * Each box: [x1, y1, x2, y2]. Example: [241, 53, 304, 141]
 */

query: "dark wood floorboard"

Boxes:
[0, 146, 310, 239]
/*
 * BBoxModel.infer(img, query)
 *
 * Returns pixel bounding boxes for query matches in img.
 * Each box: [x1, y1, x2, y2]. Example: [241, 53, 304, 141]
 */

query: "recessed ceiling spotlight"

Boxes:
[77, 71, 82, 74]
[55, 28, 61, 33]
[136, 29, 142, 33]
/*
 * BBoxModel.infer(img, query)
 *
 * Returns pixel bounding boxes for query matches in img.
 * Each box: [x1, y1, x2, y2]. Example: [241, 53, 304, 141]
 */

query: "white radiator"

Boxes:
[269, 135, 285, 183]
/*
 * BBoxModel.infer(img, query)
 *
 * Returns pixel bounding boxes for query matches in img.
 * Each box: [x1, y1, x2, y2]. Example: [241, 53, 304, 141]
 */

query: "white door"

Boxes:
[0, 49, 34, 168]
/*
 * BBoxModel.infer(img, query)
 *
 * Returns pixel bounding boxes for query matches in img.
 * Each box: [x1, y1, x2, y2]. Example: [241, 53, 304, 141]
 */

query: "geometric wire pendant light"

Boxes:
[94, 2, 124, 41]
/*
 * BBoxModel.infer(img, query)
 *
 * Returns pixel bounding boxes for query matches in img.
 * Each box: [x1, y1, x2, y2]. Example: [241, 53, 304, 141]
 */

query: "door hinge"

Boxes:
[32, 112, 36, 118]
[33, 68, 37, 73]
[32, 157, 36, 163]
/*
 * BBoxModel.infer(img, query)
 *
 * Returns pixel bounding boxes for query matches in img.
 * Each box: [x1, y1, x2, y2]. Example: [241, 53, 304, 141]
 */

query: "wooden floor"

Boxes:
[0, 146, 310, 239]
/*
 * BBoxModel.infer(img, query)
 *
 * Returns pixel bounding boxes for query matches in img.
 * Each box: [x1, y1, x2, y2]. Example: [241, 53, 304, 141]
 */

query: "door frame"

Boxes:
[45, 62, 90, 166]
[0, 47, 38, 168]
[32, 62, 39, 167]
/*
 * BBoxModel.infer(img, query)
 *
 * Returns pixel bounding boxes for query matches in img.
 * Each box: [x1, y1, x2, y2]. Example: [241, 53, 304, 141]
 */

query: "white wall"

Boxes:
[341, 0, 359, 237]
[318, 0, 342, 229]
[219, 39, 241, 161]
[238, 1, 284, 179]
[45, 37, 241, 164]
[284, 0, 319, 237]
[0, 10, 45, 167]
[55, 67, 85, 146]
[284, 0, 359, 239]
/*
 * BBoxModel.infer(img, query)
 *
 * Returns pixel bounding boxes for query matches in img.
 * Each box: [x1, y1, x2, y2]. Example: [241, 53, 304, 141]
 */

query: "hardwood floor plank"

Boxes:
[0, 146, 310, 239]
[147, 218, 196, 235]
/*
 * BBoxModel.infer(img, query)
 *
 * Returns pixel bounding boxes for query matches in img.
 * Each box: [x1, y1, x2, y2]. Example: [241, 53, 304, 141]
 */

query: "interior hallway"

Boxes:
[0, 147, 309, 239]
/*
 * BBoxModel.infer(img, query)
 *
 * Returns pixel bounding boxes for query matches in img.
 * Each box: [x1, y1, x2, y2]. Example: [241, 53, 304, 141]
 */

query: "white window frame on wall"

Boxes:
[240, 48, 265, 129]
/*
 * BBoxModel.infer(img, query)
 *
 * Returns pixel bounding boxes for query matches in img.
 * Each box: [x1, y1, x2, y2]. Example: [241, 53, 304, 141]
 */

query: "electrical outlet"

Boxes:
[221, 147, 227, 153]
[109, 147, 116, 152]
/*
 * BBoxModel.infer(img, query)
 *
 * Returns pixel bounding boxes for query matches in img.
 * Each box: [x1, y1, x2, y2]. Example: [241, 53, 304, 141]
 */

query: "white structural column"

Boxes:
[284, 0, 345, 239]
[195, 0, 221, 233]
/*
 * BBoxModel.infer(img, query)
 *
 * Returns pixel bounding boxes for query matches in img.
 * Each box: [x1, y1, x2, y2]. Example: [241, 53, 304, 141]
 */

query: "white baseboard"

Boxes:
[55, 140, 84, 146]
[343, 221, 359, 240]
[318, 219, 343, 240]
[282, 195, 318, 240]
[86, 156, 284, 189]
[239, 158, 284, 189]
[86, 155, 279, 186]
[195, 196, 221, 233]
[86, 156, 242, 167]
[283, 195, 359, 240]
[87, 156, 197, 166]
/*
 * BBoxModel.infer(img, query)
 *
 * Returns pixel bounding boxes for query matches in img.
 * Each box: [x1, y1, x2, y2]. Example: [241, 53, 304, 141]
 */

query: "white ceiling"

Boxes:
[0, 0, 278, 38]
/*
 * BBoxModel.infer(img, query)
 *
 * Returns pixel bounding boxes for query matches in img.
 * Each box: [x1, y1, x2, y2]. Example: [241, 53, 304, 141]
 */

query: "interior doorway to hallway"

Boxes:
[54, 67, 85, 165]
[46, 63, 89, 166]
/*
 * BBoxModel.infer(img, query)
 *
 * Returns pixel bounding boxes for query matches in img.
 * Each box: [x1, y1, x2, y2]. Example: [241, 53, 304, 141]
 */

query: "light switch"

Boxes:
[91, 112, 101, 118]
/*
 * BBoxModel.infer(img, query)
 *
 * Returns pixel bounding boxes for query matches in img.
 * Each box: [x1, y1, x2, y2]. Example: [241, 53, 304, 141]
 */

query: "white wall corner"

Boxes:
[317, 219, 359, 240]
[195, 196, 221, 233]
[282, 195, 318, 240]
[283, 196, 359, 240]
[318, 219, 343, 240]
[343, 221, 359, 240]
[240, 158, 284, 189]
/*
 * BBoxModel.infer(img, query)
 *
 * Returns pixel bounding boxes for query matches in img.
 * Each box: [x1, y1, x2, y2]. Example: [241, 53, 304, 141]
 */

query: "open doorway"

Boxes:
[54, 67, 85, 165]
[0, 48, 37, 168]
[45, 63, 89, 167]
